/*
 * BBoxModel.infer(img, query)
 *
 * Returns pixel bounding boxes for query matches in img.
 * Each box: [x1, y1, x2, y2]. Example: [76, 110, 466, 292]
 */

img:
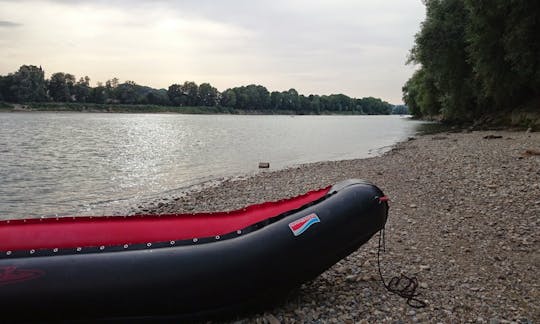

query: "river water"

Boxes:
[0, 113, 424, 219]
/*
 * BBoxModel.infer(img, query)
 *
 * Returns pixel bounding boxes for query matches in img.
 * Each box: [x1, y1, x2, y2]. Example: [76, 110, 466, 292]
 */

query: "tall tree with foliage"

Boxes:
[408, 0, 477, 121]
[3, 65, 48, 103]
[48, 72, 75, 102]
[198, 83, 219, 106]
[404, 0, 540, 122]
[72, 76, 91, 103]
[465, 0, 540, 111]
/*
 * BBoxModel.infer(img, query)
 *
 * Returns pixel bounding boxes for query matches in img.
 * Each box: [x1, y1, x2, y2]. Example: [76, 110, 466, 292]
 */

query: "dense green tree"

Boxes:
[465, 0, 540, 110]
[105, 78, 120, 102]
[181, 81, 199, 106]
[392, 105, 409, 115]
[115, 81, 138, 104]
[72, 76, 91, 103]
[90, 85, 107, 104]
[167, 84, 183, 106]
[49, 73, 77, 102]
[357, 97, 392, 115]
[284, 89, 299, 111]
[5, 65, 48, 102]
[198, 83, 218, 106]
[270, 91, 283, 110]
[48, 72, 72, 102]
[308, 95, 321, 114]
[408, 0, 476, 120]
[403, 0, 539, 122]
[226, 85, 271, 110]
[402, 68, 441, 117]
[0, 75, 7, 101]
[220, 89, 237, 107]
[145, 89, 170, 106]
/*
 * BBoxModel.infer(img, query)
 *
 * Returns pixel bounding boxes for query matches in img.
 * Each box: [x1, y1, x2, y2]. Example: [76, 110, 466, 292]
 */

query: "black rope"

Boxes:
[377, 228, 427, 308]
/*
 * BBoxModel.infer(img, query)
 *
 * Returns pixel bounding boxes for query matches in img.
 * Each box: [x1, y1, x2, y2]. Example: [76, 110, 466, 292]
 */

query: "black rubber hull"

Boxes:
[0, 180, 388, 321]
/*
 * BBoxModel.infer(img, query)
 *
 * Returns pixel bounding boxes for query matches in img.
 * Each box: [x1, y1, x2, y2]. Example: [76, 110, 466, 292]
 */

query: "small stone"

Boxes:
[345, 275, 356, 282]
[419, 265, 431, 271]
[420, 282, 429, 289]
[409, 204, 418, 208]
[265, 314, 280, 324]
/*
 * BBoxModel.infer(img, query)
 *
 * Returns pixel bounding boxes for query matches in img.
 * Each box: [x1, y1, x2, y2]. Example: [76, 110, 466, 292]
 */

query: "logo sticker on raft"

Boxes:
[289, 213, 320, 236]
[0, 266, 45, 286]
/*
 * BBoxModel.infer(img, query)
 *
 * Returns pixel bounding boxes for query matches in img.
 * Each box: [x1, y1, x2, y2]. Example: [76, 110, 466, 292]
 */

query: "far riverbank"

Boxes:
[136, 130, 539, 323]
[0, 102, 377, 115]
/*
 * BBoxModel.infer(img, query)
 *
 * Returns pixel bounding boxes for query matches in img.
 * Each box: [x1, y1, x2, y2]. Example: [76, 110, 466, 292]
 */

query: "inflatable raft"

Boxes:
[0, 179, 388, 321]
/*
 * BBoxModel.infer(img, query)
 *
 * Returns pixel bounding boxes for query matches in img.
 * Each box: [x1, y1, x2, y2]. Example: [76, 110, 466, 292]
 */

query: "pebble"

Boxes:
[265, 314, 280, 324]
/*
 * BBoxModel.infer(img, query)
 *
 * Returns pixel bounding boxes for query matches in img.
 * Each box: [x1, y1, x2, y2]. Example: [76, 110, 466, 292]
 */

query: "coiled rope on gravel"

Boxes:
[377, 228, 427, 308]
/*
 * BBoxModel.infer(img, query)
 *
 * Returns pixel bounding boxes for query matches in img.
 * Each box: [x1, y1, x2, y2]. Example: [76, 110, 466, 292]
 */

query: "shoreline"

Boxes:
[0, 103, 374, 116]
[136, 130, 539, 322]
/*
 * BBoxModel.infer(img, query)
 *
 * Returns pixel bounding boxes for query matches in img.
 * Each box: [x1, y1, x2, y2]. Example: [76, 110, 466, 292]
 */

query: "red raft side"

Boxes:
[0, 186, 331, 252]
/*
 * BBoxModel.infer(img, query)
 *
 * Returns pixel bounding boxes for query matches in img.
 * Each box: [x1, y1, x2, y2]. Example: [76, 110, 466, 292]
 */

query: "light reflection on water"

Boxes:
[0, 113, 423, 219]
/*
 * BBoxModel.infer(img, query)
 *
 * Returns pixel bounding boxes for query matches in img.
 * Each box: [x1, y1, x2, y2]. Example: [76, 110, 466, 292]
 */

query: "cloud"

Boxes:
[0, 20, 21, 27]
[0, 0, 425, 103]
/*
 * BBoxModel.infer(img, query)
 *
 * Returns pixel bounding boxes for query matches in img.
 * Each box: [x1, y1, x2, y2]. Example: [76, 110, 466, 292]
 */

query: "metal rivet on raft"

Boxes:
[53, 248, 58, 253]
[99, 246, 105, 250]
[215, 235, 220, 240]
[146, 243, 152, 247]
[170, 241, 175, 245]
[76, 247, 82, 252]
[29, 249, 35, 254]
[6, 251, 11, 256]
[192, 238, 198, 243]
[237, 230, 242, 235]
[123, 244, 129, 249]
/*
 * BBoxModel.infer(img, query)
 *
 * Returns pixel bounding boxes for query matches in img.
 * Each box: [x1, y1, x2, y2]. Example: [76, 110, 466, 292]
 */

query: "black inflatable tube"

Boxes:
[0, 179, 388, 321]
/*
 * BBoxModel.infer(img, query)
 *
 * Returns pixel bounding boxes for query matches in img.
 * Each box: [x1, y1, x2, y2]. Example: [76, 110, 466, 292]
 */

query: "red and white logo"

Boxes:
[288, 213, 320, 236]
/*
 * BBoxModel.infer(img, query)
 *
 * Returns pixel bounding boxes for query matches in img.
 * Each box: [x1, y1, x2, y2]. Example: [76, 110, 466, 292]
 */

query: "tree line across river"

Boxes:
[0, 65, 407, 115]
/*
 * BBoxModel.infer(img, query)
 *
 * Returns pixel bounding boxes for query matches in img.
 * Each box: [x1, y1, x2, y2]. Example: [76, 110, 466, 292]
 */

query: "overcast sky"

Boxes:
[0, 0, 425, 104]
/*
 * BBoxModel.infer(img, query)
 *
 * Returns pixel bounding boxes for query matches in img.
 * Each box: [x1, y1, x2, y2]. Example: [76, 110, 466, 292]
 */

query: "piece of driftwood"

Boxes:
[483, 135, 503, 139]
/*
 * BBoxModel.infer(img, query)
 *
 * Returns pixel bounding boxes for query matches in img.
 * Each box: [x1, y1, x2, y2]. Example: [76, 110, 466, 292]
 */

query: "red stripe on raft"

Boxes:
[0, 186, 331, 252]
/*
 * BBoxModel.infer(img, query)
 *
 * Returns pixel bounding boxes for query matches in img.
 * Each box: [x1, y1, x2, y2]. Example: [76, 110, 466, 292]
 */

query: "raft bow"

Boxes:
[0, 179, 388, 321]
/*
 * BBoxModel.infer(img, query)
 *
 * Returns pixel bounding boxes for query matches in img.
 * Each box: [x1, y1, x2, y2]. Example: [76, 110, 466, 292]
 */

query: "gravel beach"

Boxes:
[138, 130, 539, 323]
